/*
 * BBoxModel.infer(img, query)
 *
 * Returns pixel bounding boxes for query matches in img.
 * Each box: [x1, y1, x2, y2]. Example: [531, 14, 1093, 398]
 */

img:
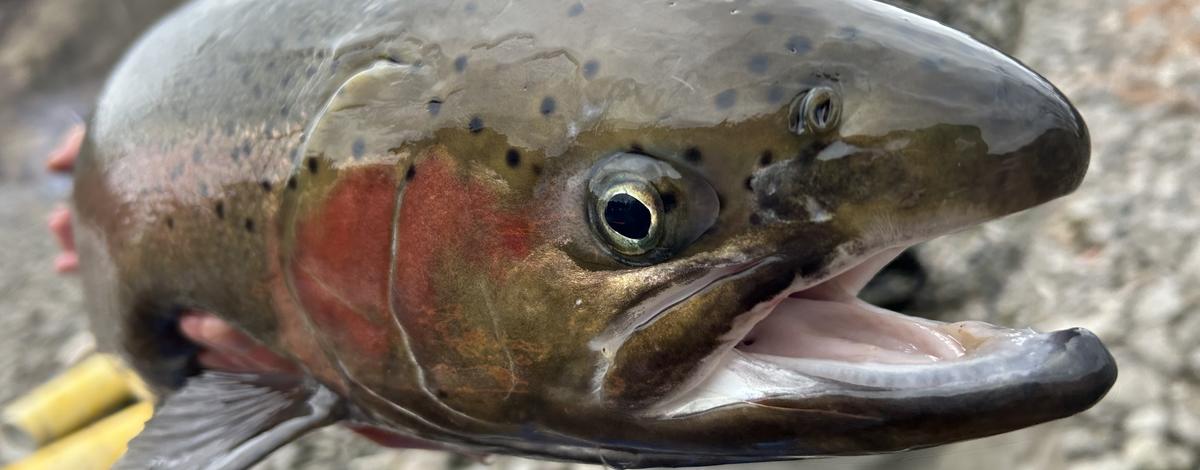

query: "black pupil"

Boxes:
[604, 193, 653, 240]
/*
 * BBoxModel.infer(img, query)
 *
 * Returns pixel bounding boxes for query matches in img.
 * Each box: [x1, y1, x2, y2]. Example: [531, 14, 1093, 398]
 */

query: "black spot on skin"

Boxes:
[786, 35, 812, 55]
[567, 2, 584, 17]
[661, 192, 678, 213]
[454, 55, 468, 73]
[427, 99, 443, 116]
[241, 139, 252, 158]
[744, 176, 754, 191]
[582, 60, 600, 79]
[505, 148, 521, 168]
[683, 147, 702, 163]
[759, 150, 774, 166]
[715, 89, 737, 109]
[752, 12, 773, 24]
[352, 138, 366, 159]
[405, 166, 416, 181]
[166, 217, 175, 230]
[279, 105, 290, 117]
[540, 96, 557, 116]
[919, 58, 940, 72]
[244, 219, 255, 233]
[215, 201, 225, 219]
[748, 54, 769, 74]
[532, 164, 544, 176]
[260, 180, 273, 192]
[287, 176, 298, 190]
[307, 157, 319, 174]
[767, 86, 786, 104]
[468, 116, 484, 134]
[436, 389, 449, 399]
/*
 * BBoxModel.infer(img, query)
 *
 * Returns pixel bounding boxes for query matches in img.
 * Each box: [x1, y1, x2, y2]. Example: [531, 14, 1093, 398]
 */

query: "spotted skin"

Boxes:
[74, 0, 1098, 466]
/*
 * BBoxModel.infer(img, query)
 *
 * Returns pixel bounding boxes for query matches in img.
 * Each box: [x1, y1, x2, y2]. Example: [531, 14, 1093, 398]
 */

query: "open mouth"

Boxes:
[648, 246, 1116, 417]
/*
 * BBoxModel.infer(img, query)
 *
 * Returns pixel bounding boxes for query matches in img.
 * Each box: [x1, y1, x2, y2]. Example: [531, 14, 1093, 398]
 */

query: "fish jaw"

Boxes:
[564, 245, 1116, 466]
[645, 248, 1116, 445]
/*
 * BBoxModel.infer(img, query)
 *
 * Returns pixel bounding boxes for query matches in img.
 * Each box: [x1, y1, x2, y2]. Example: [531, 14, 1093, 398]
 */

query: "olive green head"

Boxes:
[276, 0, 1106, 465]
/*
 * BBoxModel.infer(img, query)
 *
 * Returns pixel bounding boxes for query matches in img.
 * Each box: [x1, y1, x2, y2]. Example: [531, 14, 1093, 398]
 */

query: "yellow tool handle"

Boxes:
[2, 402, 152, 470]
[0, 355, 142, 459]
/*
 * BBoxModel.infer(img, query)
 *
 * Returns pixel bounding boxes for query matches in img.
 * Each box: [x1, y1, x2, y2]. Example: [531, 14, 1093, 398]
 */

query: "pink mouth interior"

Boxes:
[735, 249, 967, 365]
[737, 297, 965, 364]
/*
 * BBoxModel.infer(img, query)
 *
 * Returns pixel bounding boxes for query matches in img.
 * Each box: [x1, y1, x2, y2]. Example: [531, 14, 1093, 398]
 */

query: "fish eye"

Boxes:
[789, 86, 841, 135]
[587, 153, 719, 265]
[597, 182, 663, 256]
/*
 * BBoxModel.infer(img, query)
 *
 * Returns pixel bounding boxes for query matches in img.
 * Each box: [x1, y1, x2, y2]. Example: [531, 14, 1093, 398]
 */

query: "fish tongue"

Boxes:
[115, 371, 345, 470]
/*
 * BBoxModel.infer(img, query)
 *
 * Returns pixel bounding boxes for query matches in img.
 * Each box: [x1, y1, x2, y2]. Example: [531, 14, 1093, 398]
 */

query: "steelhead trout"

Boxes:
[72, 0, 1116, 467]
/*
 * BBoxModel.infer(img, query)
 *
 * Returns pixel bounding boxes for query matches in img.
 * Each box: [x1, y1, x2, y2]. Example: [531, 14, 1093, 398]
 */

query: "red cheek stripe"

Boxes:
[290, 164, 399, 361]
[289, 153, 537, 360]
[391, 155, 534, 333]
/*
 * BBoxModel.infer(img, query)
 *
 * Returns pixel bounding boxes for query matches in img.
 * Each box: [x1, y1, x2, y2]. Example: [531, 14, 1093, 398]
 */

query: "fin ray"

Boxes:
[115, 371, 344, 470]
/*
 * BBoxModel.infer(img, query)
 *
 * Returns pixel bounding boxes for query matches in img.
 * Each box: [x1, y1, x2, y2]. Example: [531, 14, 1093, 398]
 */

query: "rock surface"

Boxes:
[1, 0, 1197, 469]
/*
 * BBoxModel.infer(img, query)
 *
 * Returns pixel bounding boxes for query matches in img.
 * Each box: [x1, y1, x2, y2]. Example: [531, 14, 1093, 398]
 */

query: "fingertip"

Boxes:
[185, 313, 259, 355]
[178, 313, 204, 338]
[54, 253, 79, 273]
[47, 206, 70, 230]
[45, 125, 85, 173]
[48, 206, 76, 255]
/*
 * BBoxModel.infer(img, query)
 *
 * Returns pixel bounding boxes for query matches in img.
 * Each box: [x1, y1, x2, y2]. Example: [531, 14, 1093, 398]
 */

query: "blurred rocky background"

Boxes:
[0, 0, 1196, 469]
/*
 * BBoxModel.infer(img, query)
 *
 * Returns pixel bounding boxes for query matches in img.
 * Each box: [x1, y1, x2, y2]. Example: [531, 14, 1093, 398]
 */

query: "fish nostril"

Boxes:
[789, 87, 841, 136]
[813, 100, 831, 126]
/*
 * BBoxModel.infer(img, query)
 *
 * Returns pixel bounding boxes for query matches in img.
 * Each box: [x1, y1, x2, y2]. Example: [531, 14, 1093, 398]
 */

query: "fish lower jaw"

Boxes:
[646, 248, 1115, 418]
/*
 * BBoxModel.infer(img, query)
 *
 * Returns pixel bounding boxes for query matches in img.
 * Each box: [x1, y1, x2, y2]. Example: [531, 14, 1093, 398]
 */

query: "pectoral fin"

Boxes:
[115, 371, 345, 470]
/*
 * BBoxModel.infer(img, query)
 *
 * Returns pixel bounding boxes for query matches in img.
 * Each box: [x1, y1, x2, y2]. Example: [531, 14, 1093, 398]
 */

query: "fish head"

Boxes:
[281, 0, 1109, 465]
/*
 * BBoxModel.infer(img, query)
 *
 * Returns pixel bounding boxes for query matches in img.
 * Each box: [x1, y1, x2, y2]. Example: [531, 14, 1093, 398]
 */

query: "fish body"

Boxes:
[73, 0, 1115, 467]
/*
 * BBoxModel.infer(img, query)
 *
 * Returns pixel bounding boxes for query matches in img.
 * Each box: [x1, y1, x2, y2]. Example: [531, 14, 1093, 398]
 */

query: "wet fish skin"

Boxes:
[72, 0, 1105, 467]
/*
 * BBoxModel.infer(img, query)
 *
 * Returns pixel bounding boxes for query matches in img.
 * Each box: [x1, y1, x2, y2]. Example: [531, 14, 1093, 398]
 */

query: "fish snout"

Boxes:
[931, 73, 1092, 222]
[751, 64, 1090, 242]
